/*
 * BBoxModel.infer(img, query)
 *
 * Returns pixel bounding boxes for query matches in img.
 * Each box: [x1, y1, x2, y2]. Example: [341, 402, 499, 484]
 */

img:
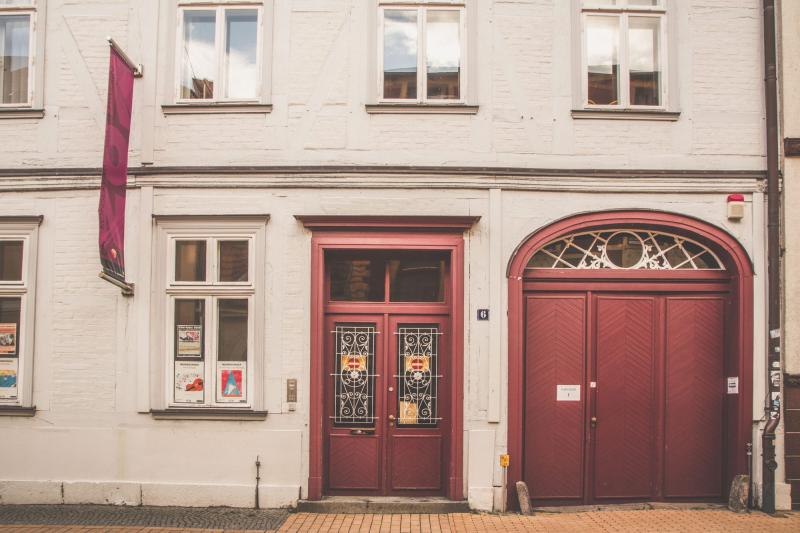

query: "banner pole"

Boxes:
[106, 36, 143, 78]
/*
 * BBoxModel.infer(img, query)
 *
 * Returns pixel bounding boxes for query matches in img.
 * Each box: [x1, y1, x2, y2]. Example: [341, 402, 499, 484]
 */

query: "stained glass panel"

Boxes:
[333, 325, 377, 426]
[396, 326, 440, 427]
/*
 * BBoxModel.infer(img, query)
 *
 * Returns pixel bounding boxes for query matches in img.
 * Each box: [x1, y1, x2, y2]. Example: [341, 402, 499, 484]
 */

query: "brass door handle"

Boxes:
[590, 416, 597, 428]
[388, 414, 396, 421]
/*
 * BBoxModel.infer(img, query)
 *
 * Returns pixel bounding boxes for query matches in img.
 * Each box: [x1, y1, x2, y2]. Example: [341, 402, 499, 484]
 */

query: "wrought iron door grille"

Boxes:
[396, 327, 441, 426]
[332, 325, 377, 426]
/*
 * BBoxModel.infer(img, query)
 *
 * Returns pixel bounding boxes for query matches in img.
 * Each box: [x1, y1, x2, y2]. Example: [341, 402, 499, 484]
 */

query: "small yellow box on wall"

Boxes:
[500, 454, 510, 468]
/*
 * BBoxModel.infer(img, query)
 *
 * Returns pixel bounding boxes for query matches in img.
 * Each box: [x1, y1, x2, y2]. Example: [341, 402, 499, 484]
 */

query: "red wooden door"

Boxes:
[324, 314, 448, 495]
[663, 297, 725, 498]
[523, 290, 727, 504]
[524, 295, 587, 502]
[593, 296, 656, 500]
[387, 316, 449, 493]
[325, 314, 385, 492]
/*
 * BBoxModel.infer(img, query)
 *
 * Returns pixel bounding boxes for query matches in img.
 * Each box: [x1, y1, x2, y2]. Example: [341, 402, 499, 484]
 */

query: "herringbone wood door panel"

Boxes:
[524, 295, 586, 501]
[664, 297, 725, 498]
[594, 297, 656, 500]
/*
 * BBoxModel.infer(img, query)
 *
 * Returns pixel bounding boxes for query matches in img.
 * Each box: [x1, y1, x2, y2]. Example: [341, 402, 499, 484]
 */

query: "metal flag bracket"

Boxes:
[106, 37, 143, 78]
[99, 272, 134, 297]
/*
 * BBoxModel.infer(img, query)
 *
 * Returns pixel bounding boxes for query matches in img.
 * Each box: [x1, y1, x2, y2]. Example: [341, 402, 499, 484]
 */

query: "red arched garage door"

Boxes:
[506, 212, 753, 506]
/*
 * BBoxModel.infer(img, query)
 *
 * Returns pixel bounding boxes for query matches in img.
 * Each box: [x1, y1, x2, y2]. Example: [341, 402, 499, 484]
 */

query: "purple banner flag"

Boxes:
[98, 46, 135, 282]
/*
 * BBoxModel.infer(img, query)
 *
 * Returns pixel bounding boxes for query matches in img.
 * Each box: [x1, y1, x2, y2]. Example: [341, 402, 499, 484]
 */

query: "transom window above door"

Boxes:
[580, 0, 667, 109]
[327, 251, 449, 302]
[527, 229, 724, 270]
[379, 2, 465, 103]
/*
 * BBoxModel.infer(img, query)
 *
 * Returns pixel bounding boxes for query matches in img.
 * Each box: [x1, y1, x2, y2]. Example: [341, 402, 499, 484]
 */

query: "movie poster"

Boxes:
[176, 325, 202, 358]
[218, 361, 246, 403]
[174, 360, 204, 403]
[0, 358, 18, 399]
[0, 323, 16, 356]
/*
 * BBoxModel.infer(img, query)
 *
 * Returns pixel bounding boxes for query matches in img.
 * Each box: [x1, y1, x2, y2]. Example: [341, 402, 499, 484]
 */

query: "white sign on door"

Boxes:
[556, 384, 581, 402]
[727, 377, 739, 395]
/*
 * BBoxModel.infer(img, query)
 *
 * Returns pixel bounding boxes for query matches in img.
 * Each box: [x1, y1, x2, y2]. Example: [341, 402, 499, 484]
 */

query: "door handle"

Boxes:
[388, 414, 396, 421]
[590, 416, 598, 428]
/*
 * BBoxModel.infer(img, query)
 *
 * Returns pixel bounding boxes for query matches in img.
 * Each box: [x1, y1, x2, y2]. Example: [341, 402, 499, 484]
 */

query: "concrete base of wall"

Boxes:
[0, 480, 299, 508]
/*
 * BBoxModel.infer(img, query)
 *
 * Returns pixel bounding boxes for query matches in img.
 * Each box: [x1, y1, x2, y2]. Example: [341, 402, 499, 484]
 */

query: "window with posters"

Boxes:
[153, 216, 267, 413]
[0, 216, 40, 413]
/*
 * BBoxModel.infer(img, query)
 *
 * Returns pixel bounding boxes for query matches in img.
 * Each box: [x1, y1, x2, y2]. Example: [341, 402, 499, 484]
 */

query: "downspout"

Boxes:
[761, 0, 781, 515]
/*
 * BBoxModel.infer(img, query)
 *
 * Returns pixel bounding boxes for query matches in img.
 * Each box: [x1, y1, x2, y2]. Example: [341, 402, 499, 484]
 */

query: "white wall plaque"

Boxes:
[727, 377, 739, 395]
[556, 384, 580, 402]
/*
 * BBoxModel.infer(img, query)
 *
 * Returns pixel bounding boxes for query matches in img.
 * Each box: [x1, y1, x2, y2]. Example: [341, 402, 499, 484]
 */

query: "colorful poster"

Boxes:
[174, 360, 204, 404]
[0, 358, 18, 399]
[0, 323, 16, 356]
[176, 325, 202, 358]
[404, 355, 430, 373]
[341, 354, 367, 373]
[218, 361, 246, 403]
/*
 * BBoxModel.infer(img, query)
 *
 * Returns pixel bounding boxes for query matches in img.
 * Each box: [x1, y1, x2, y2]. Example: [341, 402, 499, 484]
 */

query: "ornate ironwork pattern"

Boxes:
[333, 325, 377, 426]
[527, 229, 725, 270]
[396, 327, 441, 427]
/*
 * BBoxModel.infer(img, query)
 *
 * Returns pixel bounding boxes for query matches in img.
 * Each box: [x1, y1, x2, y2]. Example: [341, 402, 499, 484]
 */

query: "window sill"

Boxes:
[0, 405, 36, 417]
[365, 104, 479, 115]
[0, 108, 45, 119]
[150, 408, 268, 421]
[571, 109, 680, 121]
[161, 103, 272, 115]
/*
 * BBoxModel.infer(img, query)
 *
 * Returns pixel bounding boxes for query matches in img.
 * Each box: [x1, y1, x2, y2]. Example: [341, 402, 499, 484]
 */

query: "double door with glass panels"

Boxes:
[324, 313, 449, 496]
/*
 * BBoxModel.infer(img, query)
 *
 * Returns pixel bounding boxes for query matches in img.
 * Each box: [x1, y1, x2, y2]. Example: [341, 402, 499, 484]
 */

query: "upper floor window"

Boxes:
[0, 0, 36, 107]
[379, 2, 465, 103]
[176, 3, 262, 102]
[581, 0, 666, 108]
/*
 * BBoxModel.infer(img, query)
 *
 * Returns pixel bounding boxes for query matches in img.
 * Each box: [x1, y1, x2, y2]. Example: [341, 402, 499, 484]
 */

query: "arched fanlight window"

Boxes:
[527, 229, 725, 270]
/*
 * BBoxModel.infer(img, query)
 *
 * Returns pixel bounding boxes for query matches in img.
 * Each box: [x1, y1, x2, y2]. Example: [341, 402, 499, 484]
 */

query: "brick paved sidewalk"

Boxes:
[1, 508, 799, 532]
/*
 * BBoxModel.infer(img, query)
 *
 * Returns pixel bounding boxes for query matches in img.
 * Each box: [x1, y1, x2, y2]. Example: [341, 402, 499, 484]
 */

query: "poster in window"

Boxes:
[218, 361, 246, 403]
[176, 325, 202, 358]
[174, 360, 204, 403]
[0, 358, 18, 399]
[399, 400, 418, 425]
[0, 323, 16, 356]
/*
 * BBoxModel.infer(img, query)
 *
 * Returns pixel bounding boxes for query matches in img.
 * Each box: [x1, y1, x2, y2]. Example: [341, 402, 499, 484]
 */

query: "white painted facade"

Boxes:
[0, 0, 786, 510]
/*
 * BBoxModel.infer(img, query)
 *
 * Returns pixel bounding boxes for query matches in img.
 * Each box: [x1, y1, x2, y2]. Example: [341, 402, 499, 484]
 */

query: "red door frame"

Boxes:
[506, 210, 754, 507]
[299, 216, 478, 501]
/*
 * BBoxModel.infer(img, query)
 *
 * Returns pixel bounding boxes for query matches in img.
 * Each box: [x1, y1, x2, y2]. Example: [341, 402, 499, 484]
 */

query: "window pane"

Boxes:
[329, 256, 385, 302]
[426, 10, 460, 100]
[334, 324, 376, 426]
[397, 326, 439, 427]
[629, 17, 661, 106]
[175, 240, 206, 282]
[586, 16, 619, 105]
[175, 299, 204, 359]
[0, 241, 23, 281]
[389, 253, 447, 302]
[180, 10, 216, 99]
[383, 10, 417, 99]
[218, 240, 248, 282]
[224, 9, 258, 99]
[0, 15, 30, 105]
[217, 299, 247, 362]
[0, 297, 20, 357]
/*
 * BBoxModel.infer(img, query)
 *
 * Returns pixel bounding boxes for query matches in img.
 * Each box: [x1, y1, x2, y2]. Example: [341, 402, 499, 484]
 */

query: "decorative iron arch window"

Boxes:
[527, 229, 725, 270]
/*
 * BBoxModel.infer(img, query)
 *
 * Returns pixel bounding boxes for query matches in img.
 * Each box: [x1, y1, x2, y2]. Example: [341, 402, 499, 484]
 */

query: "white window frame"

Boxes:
[0, 0, 37, 108]
[580, 0, 668, 110]
[0, 217, 41, 410]
[153, 216, 267, 412]
[377, 1, 467, 105]
[174, 1, 264, 104]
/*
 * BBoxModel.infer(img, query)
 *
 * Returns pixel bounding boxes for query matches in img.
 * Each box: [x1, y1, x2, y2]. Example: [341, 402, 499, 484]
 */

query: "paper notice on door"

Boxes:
[727, 377, 739, 395]
[556, 385, 581, 402]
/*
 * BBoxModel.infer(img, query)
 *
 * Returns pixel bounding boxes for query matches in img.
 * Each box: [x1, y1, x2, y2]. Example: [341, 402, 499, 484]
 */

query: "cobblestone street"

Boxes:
[0, 506, 799, 532]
